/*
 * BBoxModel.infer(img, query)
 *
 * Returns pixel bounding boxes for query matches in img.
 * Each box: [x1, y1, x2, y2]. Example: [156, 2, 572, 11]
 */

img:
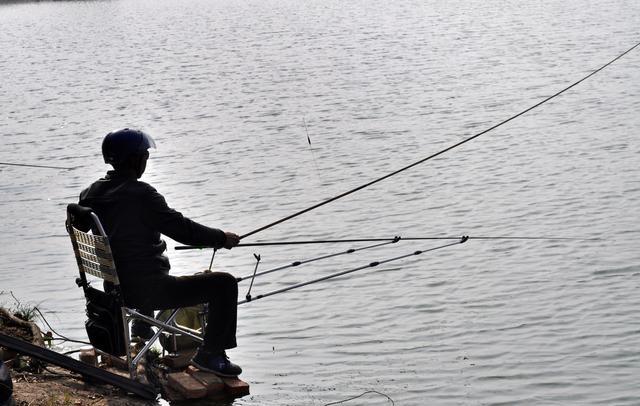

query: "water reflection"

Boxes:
[1, 0, 640, 404]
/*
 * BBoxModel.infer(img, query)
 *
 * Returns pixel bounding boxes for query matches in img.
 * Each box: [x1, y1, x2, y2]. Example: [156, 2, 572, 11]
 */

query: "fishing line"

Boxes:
[176, 235, 597, 250]
[33, 307, 91, 346]
[3, 291, 89, 345]
[235, 239, 399, 282]
[239, 41, 640, 240]
[323, 390, 395, 406]
[238, 237, 467, 304]
[466, 236, 600, 241]
[0, 162, 74, 170]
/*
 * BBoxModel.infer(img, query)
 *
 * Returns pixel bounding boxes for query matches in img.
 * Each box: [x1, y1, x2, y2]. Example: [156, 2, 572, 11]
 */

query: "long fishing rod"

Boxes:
[238, 237, 468, 304]
[238, 41, 640, 241]
[235, 235, 596, 283]
[175, 235, 598, 250]
[235, 235, 599, 246]
[0, 162, 74, 170]
[235, 239, 399, 282]
[235, 236, 599, 246]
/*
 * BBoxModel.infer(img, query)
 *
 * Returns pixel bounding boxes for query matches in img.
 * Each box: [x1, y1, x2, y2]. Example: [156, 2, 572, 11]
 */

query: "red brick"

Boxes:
[167, 372, 207, 399]
[186, 366, 224, 395]
[222, 376, 250, 397]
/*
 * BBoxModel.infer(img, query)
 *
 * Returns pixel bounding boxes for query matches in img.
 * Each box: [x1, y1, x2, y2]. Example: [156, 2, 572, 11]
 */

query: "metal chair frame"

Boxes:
[66, 205, 203, 379]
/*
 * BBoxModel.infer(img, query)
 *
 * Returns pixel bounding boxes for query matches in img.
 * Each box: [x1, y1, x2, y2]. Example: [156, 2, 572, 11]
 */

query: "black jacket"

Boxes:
[79, 171, 226, 283]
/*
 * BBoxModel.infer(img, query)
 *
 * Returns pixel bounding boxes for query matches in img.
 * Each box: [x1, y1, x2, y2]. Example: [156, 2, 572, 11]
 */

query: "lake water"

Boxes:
[1, 0, 639, 404]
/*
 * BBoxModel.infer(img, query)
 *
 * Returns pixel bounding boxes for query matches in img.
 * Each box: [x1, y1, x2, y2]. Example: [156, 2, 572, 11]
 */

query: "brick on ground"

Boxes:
[167, 371, 207, 399]
[222, 376, 250, 397]
[186, 365, 224, 395]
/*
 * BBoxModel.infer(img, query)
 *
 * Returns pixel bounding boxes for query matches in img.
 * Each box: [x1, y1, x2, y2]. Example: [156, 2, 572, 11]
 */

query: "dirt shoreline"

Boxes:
[11, 366, 157, 406]
[1, 306, 155, 405]
[2, 306, 249, 404]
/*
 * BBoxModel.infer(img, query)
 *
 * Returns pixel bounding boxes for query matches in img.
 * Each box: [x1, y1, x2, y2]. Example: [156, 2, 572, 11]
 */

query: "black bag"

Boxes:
[84, 286, 126, 356]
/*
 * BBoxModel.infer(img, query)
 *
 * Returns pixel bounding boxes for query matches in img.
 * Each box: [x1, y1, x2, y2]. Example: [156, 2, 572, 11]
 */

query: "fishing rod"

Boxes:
[238, 41, 640, 241]
[238, 237, 468, 304]
[235, 236, 599, 246]
[235, 239, 399, 282]
[175, 235, 599, 250]
[0, 162, 74, 170]
[234, 235, 596, 283]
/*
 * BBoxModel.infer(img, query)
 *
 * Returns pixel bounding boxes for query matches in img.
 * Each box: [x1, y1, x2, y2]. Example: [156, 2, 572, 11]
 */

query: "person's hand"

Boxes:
[223, 232, 240, 249]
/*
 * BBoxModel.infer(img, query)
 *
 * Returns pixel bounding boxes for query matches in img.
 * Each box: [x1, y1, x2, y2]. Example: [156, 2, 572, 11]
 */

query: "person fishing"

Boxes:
[78, 128, 242, 377]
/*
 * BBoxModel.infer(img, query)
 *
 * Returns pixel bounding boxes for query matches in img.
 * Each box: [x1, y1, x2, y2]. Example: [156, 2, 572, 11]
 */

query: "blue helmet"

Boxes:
[102, 128, 156, 166]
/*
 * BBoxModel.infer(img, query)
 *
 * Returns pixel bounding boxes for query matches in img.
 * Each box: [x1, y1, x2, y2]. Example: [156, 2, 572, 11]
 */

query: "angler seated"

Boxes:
[78, 128, 242, 377]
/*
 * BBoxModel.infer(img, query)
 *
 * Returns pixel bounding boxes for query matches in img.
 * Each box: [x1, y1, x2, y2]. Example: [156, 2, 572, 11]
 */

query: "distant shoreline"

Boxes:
[0, 0, 89, 4]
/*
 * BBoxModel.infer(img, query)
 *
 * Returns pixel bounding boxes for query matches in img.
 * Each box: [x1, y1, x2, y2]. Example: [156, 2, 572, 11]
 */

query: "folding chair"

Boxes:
[66, 204, 203, 379]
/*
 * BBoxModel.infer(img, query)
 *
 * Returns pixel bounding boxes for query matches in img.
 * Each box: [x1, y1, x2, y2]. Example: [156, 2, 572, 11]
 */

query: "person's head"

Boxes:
[102, 128, 156, 178]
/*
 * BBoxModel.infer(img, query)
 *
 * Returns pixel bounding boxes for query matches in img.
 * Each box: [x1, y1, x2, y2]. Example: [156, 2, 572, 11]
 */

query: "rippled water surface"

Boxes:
[1, 0, 640, 404]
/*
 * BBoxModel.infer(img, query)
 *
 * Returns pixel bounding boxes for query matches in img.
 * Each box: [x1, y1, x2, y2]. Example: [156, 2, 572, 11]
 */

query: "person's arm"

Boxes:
[141, 185, 237, 249]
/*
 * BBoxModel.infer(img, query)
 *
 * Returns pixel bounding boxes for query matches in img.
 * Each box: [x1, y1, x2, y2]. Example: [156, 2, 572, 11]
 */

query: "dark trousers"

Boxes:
[121, 272, 238, 351]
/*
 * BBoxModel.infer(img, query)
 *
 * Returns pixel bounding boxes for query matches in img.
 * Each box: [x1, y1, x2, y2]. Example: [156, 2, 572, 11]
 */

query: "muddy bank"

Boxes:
[1, 306, 154, 405]
[11, 366, 156, 406]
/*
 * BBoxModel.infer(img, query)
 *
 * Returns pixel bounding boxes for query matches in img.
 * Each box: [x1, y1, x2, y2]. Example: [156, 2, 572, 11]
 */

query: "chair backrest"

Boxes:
[67, 204, 129, 356]
[66, 204, 120, 286]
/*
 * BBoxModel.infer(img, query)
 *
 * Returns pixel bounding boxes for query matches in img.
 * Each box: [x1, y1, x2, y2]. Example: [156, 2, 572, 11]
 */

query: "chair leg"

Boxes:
[199, 304, 208, 333]
[131, 311, 178, 367]
[130, 309, 190, 370]
[128, 309, 204, 343]
[121, 308, 135, 379]
[121, 307, 205, 381]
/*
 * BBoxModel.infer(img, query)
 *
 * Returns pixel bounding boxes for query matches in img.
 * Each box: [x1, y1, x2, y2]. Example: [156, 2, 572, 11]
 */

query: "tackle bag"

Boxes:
[84, 286, 126, 356]
[157, 305, 205, 352]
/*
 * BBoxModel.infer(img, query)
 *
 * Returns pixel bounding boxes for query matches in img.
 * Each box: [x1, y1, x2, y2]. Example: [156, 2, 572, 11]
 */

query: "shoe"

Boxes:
[131, 320, 154, 340]
[191, 349, 242, 377]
